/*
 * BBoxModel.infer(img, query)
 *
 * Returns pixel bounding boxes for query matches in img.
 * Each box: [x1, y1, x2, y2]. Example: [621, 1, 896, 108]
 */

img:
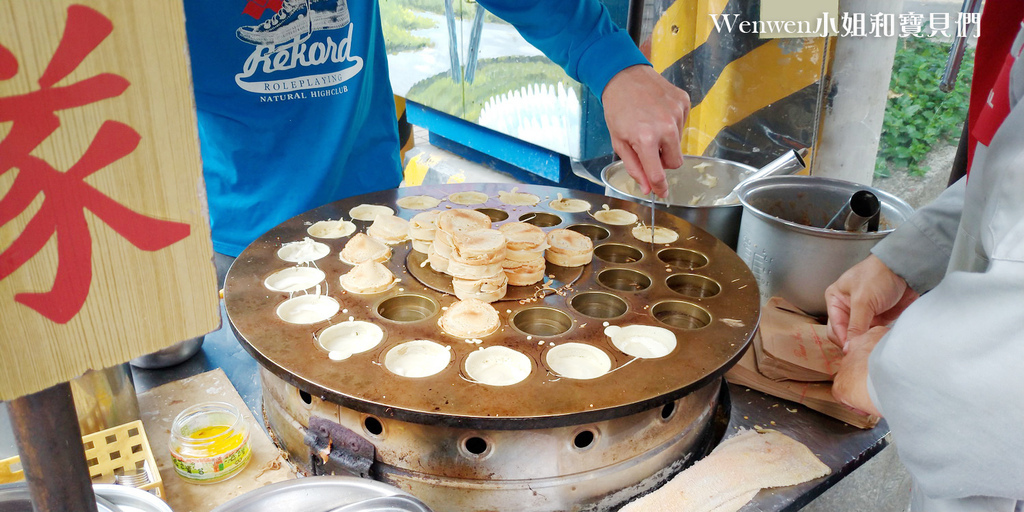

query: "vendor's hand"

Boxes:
[831, 326, 887, 417]
[602, 64, 690, 198]
[824, 254, 919, 350]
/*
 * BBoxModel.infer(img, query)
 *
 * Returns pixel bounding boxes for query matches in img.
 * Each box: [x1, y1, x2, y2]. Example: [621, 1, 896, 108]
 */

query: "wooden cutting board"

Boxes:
[137, 369, 297, 512]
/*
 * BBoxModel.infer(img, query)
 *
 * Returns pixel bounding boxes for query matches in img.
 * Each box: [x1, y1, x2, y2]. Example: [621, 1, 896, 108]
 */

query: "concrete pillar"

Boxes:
[811, 0, 904, 184]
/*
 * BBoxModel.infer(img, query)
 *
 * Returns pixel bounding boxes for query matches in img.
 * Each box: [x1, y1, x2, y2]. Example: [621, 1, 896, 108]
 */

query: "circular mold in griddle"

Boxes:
[549, 197, 591, 213]
[224, 183, 760, 428]
[569, 292, 628, 319]
[307, 219, 356, 239]
[475, 208, 510, 222]
[605, 324, 677, 359]
[377, 294, 439, 322]
[519, 212, 561, 227]
[464, 346, 533, 386]
[349, 204, 395, 222]
[396, 195, 442, 210]
[264, 267, 326, 292]
[510, 307, 573, 337]
[666, 274, 722, 299]
[545, 343, 612, 380]
[276, 294, 340, 324]
[651, 301, 712, 330]
[384, 340, 452, 378]
[598, 268, 652, 292]
[448, 191, 490, 206]
[566, 224, 610, 242]
[317, 321, 385, 359]
[658, 248, 709, 270]
[594, 243, 643, 264]
[631, 225, 679, 244]
[277, 239, 330, 263]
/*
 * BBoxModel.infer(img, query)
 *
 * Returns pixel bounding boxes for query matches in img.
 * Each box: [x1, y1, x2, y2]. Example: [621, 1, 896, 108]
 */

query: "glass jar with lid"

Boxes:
[169, 402, 251, 484]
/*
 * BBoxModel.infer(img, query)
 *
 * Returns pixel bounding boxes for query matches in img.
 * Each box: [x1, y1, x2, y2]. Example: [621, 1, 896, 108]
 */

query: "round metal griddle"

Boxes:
[225, 183, 759, 429]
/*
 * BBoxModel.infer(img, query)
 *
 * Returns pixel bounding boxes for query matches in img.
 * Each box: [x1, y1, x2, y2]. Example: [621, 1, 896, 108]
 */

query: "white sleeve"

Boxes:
[870, 177, 965, 293]
[867, 259, 1024, 501]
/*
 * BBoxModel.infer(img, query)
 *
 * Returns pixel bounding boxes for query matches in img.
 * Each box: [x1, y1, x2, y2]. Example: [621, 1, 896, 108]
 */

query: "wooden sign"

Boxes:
[0, 1, 219, 400]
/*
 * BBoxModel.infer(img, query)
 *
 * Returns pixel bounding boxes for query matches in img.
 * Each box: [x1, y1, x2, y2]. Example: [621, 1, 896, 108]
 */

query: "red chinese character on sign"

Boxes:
[0, 5, 191, 324]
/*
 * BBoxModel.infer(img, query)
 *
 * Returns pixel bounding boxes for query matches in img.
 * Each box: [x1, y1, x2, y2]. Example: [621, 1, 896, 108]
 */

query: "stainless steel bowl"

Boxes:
[129, 337, 203, 369]
[601, 156, 756, 249]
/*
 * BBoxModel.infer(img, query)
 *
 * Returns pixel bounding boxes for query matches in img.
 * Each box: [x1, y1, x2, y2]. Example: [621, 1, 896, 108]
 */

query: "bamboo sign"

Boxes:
[0, 1, 219, 400]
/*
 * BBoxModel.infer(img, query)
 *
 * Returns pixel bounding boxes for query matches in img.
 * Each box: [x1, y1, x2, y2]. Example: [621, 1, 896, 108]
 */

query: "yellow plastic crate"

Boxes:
[0, 420, 164, 499]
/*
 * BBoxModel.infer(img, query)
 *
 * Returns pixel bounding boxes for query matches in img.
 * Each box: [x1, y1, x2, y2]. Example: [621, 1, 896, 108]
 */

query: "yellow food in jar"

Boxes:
[182, 425, 245, 457]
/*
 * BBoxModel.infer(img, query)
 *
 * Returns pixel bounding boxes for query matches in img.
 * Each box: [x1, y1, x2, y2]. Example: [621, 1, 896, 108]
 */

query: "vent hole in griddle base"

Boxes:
[464, 437, 489, 456]
[364, 416, 384, 437]
[661, 401, 676, 420]
[573, 430, 596, 450]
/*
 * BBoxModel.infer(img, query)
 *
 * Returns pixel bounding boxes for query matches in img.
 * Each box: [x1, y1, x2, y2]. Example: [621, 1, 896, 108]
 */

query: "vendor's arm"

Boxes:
[824, 178, 965, 346]
[475, 0, 690, 197]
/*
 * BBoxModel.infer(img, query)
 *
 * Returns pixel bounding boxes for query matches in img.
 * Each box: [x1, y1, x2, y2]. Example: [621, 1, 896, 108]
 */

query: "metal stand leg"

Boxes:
[9, 381, 98, 512]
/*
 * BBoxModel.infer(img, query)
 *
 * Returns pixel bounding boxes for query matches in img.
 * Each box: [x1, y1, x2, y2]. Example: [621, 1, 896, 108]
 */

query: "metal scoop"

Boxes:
[713, 149, 807, 205]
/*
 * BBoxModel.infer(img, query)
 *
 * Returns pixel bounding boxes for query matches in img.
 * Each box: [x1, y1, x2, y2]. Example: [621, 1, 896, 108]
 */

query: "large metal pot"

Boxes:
[587, 151, 804, 249]
[735, 176, 915, 316]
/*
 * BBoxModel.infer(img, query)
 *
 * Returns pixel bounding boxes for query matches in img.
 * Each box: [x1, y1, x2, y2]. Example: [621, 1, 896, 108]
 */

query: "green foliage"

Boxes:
[406, 56, 576, 121]
[875, 37, 973, 178]
[380, 1, 435, 54]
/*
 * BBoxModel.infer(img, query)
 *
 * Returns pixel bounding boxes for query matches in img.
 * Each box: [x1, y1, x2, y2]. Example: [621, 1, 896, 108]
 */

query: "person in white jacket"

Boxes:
[824, 16, 1024, 512]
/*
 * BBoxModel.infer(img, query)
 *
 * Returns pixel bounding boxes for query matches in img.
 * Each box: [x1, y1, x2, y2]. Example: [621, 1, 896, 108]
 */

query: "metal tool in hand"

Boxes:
[648, 192, 657, 250]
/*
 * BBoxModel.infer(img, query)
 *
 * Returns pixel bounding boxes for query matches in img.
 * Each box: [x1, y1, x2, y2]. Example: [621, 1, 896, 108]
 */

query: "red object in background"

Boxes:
[965, 1, 1024, 170]
[0, 5, 191, 324]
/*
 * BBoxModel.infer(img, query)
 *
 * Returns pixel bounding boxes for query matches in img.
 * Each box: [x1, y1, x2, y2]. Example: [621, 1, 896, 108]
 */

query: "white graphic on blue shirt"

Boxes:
[233, 0, 363, 95]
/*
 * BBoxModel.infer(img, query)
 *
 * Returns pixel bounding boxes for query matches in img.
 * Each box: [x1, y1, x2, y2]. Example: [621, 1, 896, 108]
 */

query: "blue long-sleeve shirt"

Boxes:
[184, 0, 647, 256]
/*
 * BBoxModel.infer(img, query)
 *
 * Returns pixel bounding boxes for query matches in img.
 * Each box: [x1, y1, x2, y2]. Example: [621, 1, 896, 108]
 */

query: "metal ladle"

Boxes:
[713, 148, 807, 205]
